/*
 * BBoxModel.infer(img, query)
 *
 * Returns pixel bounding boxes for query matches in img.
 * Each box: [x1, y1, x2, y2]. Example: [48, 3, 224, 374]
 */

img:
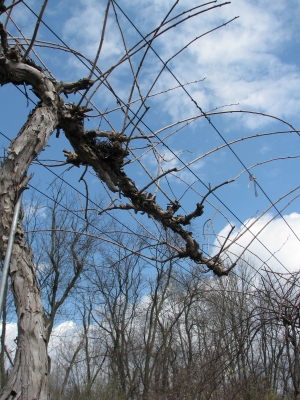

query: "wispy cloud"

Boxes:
[215, 212, 300, 273]
[62, 0, 123, 71]
[56, 0, 300, 132]
[131, 0, 300, 127]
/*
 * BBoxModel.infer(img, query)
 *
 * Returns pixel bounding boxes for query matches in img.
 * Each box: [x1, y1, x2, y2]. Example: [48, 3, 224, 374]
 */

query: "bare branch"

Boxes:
[0, 22, 9, 54]
[87, 0, 111, 81]
[78, 0, 111, 107]
[78, 165, 89, 220]
[138, 167, 178, 195]
[55, 78, 95, 96]
[22, 0, 48, 61]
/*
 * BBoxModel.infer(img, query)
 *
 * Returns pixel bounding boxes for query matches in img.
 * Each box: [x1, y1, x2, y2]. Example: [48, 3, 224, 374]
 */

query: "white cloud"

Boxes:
[0, 320, 81, 363]
[48, 321, 80, 357]
[1, 322, 17, 351]
[215, 212, 300, 273]
[62, 0, 123, 71]
[0, 322, 17, 367]
[53, 0, 300, 131]
[140, 0, 300, 127]
[23, 202, 46, 220]
[259, 145, 271, 155]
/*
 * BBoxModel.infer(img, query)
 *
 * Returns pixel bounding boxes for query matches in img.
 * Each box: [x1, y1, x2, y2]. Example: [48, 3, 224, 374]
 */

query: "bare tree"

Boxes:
[0, 0, 298, 398]
[257, 271, 300, 399]
[45, 256, 297, 399]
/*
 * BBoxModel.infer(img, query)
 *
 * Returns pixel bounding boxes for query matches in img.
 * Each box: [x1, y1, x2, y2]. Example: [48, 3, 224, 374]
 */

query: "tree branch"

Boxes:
[55, 78, 95, 96]
[22, 0, 49, 61]
[59, 106, 231, 275]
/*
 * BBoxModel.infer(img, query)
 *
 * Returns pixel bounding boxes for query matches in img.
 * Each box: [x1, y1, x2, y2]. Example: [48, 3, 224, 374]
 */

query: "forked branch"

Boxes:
[59, 106, 232, 275]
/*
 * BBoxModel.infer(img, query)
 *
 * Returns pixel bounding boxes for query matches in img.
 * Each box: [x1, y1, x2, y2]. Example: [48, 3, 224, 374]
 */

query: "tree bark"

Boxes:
[0, 101, 58, 398]
[0, 27, 60, 395]
[0, 20, 96, 397]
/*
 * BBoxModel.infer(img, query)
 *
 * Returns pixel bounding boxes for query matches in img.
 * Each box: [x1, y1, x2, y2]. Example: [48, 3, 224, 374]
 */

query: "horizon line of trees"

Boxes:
[1, 186, 299, 400]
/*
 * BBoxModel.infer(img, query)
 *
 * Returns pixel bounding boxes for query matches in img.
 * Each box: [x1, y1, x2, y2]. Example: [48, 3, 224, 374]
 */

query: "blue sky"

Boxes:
[1, 0, 300, 275]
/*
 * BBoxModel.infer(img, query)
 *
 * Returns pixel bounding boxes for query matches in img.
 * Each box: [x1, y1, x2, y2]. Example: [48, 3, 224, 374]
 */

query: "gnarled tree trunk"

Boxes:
[0, 20, 60, 397]
[0, 103, 58, 398]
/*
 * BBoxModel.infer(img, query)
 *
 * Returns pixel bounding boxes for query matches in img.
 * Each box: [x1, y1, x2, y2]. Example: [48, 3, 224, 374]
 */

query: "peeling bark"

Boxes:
[0, 244, 50, 400]
[0, 104, 58, 398]
[0, 22, 59, 398]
